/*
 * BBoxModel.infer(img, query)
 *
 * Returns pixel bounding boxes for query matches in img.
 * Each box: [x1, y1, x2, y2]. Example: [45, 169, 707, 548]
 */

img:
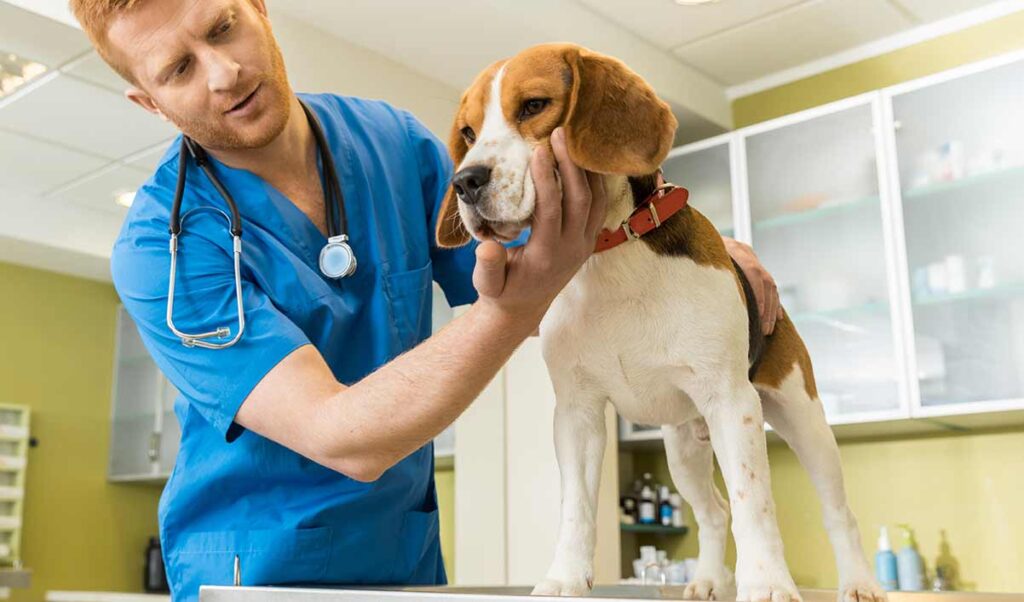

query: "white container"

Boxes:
[945, 255, 966, 294]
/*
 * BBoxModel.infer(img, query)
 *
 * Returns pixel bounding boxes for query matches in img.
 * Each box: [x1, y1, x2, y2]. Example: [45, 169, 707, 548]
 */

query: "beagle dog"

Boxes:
[437, 43, 886, 602]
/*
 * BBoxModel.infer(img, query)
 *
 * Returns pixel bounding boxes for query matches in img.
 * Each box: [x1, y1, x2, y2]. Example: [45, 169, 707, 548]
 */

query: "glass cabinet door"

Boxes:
[662, 141, 735, 237]
[109, 306, 161, 479]
[745, 102, 902, 420]
[892, 58, 1024, 410]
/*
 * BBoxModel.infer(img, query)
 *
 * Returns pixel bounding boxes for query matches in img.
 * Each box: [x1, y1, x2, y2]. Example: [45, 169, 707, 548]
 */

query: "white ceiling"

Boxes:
[0, 0, 1016, 283]
[272, 0, 1004, 89]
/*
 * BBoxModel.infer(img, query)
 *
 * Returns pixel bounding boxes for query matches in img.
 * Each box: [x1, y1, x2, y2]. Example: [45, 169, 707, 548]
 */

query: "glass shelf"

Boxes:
[913, 281, 1024, 308]
[903, 164, 1024, 201]
[620, 523, 689, 536]
[752, 194, 879, 232]
[788, 300, 890, 324]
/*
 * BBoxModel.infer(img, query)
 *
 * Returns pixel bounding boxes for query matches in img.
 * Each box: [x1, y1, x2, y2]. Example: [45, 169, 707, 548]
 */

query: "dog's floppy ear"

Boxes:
[435, 117, 473, 249]
[563, 48, 678, 176]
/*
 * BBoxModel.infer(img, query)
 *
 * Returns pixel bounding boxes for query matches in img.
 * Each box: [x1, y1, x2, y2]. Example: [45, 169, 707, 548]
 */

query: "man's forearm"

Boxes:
[319, 302, 538, 480]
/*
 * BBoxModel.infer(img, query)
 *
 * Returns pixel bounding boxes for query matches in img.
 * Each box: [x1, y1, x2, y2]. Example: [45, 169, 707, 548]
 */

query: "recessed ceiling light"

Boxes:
[0, 51, 47, 99]
[115, 191, 136, 208]
[674, 0, 720, 5]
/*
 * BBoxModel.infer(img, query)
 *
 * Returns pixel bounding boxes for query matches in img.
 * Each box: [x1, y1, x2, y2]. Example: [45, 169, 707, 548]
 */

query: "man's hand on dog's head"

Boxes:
[472, 127, 608, 330]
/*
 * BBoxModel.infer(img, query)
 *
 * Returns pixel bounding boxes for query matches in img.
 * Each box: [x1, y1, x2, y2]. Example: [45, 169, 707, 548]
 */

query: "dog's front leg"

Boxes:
[532, 396, 608, 597]
[700, 379, 801, 602]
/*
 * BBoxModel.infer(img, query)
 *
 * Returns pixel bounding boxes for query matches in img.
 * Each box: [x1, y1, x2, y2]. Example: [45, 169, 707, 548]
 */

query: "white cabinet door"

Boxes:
[109, 306, 162, 480]
[890, 56, 1024, 415]
[744, 98, 906, 422]
[431, 283, 457, 461]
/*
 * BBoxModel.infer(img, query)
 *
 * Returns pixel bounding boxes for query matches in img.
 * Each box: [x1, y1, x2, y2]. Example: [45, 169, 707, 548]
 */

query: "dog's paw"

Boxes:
[838, 579, 888, 602]
[682, 568, 735, 600]
[531, 576, 592, 597]
[737, 578, 802, 602]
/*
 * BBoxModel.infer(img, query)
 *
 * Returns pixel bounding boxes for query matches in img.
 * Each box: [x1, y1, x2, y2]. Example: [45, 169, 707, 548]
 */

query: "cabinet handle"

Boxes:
[148, 432, 161, 462]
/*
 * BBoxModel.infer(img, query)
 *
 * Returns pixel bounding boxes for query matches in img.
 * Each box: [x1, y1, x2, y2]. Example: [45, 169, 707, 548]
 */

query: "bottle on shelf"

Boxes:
[670, 493, 686, 528]
[638, 473, 657, 525]
[659, 485, 673, 526]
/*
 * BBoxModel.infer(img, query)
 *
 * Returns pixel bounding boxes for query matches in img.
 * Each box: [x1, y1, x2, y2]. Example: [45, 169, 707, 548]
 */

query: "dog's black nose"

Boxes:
[452, 165, 491, 205]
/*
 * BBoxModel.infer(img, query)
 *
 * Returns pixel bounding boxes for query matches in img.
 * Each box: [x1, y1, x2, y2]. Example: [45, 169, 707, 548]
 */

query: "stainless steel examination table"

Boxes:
[201, 585, 1024, 602]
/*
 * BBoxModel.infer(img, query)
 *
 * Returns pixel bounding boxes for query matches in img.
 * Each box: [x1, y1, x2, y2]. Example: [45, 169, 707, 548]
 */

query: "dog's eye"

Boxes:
[519, 98, 550, 120]
[460, 127, 476, 145]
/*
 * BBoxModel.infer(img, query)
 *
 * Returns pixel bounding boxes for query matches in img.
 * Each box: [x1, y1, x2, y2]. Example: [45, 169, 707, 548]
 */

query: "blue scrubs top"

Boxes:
[110, 93, 478, 602]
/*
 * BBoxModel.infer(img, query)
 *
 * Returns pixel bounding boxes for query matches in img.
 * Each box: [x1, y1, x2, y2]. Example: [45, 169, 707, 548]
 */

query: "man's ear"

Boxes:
[125, 88, 169, 122]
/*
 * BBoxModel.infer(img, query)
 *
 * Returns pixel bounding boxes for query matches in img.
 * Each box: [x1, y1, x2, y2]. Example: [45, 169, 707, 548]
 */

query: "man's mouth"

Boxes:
[225, 83, 262, 115]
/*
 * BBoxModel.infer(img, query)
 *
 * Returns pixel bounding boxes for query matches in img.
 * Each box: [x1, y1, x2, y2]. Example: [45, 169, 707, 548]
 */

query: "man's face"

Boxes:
[110, 0, 291, 151]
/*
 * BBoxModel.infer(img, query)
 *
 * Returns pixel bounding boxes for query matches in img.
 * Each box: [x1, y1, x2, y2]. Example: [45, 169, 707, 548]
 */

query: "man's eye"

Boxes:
[519, 98, 550, 120]
[460, 127, 476, 144]
[173, 58, 191, 77]
[214, 20, 232, 37]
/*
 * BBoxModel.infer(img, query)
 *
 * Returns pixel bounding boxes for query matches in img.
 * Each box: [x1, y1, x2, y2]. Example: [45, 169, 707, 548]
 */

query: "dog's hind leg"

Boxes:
[663, 419, 735, 601]
[533, 396, 608, 597]
[759, 365, 887, 602]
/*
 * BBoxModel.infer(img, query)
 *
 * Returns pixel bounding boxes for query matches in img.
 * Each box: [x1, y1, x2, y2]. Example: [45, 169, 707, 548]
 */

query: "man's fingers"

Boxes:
[472, 241, 508, 298]
[529, 143, 562, 249]
[550, 127, 591, 235]
[584, 170, 608, 240]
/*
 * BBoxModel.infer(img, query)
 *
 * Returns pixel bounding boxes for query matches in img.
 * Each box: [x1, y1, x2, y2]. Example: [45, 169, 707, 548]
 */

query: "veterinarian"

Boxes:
[71, 1, 782, 600]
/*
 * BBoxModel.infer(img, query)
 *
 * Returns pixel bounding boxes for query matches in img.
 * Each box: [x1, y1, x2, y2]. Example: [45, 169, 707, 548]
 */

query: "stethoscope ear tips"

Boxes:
[320, 235, 357, 279]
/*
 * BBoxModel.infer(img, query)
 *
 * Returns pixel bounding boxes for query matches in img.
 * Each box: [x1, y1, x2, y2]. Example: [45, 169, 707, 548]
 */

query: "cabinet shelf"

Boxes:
[913, 281, 1024, 307]
[788, 300, 889, 324]
[752, 195, 879, 232]
[903, 164, 1024, 201]
[620, 523, 689, 536]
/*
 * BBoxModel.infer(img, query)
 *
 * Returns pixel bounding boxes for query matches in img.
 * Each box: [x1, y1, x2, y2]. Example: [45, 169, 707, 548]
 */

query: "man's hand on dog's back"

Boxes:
[473, 126, 608, 327]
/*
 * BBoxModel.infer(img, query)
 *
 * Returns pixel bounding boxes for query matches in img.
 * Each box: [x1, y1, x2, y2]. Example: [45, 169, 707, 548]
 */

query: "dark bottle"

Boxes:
[144, 536, 170, 593]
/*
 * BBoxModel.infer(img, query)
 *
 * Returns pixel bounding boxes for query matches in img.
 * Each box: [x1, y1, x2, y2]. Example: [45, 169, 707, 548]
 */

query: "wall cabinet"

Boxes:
[621, 49, 1024, 445]
[109, 282, 462, 482]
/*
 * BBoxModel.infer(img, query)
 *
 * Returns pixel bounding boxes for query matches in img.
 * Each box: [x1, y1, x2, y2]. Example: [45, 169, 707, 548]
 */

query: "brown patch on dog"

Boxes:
[628, 175, 733, 271]
[743, 415, 753, 425]
[752, 312, 819, 400]
[628, 176, 769, 379]
[435, 60, 505, 248]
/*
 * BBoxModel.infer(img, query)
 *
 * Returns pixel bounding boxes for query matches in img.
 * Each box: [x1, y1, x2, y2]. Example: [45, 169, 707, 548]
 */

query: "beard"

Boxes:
[160, 25, 292, 152]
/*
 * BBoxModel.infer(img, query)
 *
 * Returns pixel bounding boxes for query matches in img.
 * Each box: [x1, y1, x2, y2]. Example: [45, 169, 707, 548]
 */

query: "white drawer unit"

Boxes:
[0, 404, 29, 566]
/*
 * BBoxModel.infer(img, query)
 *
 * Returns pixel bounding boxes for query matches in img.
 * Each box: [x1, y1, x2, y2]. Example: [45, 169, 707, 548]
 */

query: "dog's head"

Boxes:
[435, 43, 678, 248]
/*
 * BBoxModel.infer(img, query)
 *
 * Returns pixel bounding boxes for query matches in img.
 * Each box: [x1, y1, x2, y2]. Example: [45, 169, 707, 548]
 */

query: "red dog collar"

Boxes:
[595, 183, 690, 253]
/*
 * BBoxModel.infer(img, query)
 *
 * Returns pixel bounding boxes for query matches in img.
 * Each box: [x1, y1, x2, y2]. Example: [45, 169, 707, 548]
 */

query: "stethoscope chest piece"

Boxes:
[319, 235, 357, 279]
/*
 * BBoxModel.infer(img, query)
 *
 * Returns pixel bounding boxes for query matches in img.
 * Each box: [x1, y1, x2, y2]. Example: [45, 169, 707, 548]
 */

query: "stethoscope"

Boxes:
[166, 100, 356, 349]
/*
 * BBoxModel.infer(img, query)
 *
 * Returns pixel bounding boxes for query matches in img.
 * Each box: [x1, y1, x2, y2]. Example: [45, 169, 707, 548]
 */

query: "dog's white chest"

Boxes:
[539, 241, 746, 428]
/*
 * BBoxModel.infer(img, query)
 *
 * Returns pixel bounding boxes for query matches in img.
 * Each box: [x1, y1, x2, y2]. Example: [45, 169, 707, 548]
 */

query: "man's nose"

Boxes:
[206, 49, 241, 93]
[452, 165, 492, 205]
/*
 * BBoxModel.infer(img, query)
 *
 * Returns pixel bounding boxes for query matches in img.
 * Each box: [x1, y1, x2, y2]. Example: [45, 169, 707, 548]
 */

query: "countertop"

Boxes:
[46, 591, 171, 602]
[199, 585, 1024, 602]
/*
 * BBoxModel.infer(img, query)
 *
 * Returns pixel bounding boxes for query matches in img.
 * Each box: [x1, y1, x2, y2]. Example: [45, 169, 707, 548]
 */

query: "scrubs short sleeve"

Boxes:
[402, 112, 479, 308]
[111, 201, 309, 442]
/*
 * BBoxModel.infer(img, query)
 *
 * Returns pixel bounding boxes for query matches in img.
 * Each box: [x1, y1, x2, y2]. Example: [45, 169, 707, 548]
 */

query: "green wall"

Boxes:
[435, 467, 455, 581]
[634, 427, 1024, 592]
[629, 10, 1024, 593]
[0, 261, 163, 601]
[732, 10, 1024, 127]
